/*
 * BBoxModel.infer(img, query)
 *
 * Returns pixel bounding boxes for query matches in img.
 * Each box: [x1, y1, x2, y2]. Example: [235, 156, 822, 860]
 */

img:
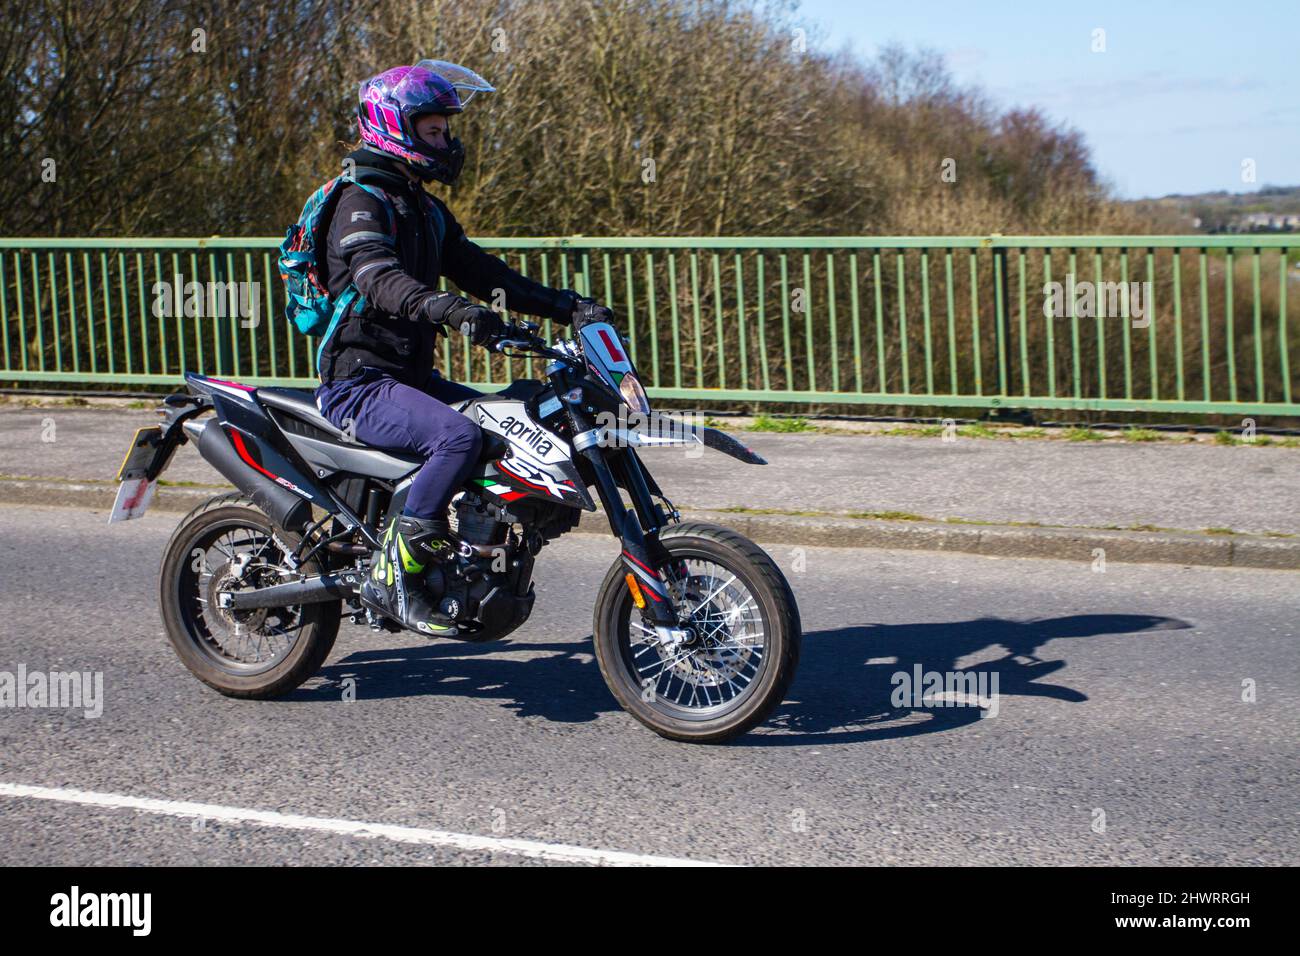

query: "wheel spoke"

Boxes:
[180, 517, 312, 672]
[616, 554, 771, 716]
[638, 645, 694, 678]
[692, 573, 737, 610]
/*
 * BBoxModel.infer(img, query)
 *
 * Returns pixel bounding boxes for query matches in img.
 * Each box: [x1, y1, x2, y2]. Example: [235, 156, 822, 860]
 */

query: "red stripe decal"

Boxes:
[206, 377, 254, 392]
[598, 328, 626, 364]
[498, 459, 575, 495]
[229, 429, 280, 482]
[497, 459, 546, 492]
[621, 550, 659, 578]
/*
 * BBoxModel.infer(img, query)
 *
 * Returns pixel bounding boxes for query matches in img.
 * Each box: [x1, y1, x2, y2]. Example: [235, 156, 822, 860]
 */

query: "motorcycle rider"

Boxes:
[314, 60, 615, 636]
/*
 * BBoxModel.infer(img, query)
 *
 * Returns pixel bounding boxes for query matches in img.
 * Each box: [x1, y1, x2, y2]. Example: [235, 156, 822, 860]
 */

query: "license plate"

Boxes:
[109, 426, 162, 523]
[116, 425, 162, 481]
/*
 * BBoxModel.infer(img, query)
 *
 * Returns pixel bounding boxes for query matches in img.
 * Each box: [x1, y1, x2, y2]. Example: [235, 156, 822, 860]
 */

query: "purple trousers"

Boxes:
[315, 366, 483, 519]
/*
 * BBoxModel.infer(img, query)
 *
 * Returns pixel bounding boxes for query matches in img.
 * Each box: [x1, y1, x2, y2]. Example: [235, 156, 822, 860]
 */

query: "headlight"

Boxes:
[618, 372, 650, 414]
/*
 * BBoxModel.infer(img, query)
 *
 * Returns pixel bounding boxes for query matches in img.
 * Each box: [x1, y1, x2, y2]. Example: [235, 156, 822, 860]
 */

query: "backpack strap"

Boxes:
[312, 182, 397, 379]
[315, 285, 362, 379]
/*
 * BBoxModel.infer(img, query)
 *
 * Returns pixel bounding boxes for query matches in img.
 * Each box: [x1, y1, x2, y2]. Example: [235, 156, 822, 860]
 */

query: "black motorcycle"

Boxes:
[113, 321, 801, 742]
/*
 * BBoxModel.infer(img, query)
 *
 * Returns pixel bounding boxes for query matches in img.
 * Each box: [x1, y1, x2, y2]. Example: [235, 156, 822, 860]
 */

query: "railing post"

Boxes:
[213, 253, 234, 376]
[993, 242, 1011, 397]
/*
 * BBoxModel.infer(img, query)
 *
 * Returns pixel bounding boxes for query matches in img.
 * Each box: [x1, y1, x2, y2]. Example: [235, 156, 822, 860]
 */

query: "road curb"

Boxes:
[0, 477, 220, 515]
[572, 510, 1300, 570]
[3, 477, 1296, 570]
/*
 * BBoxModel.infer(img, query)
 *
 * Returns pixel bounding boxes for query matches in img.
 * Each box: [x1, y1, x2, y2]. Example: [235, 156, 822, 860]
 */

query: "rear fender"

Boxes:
[134, 392, 211, 482]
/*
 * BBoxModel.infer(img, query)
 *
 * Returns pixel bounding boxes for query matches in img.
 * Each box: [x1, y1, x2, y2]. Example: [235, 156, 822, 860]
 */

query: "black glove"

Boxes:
[417, 291, 461, 328]
[570, 296, 615, 331]
[445, 299, 507, 347]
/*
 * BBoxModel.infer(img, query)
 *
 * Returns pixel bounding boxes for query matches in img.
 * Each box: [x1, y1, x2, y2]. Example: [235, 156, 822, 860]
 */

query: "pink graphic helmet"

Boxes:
[356, 60, 494, 185]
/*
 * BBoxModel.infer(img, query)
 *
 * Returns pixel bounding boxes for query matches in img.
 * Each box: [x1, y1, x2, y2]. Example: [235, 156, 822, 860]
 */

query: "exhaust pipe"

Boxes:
[189, 419, 312, 534]
[220, 571, 362, 610]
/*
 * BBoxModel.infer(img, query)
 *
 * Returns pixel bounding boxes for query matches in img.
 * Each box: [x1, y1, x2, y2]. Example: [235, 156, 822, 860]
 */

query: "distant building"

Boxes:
[1229, 211, 1299, 233]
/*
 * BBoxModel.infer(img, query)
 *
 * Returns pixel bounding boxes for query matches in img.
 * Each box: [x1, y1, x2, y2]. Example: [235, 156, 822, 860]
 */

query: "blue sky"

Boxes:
[791, 0, 1299, 199]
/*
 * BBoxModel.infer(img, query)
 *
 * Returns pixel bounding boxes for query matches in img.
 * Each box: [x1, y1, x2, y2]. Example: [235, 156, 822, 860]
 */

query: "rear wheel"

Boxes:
[593, 522, 801, 743]
[159, 492, 340, 698]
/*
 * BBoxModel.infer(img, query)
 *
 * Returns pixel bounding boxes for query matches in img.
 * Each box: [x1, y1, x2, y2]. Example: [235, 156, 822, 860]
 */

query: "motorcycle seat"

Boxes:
[256, 387, 349, 440]
[258, 384, 512, 467]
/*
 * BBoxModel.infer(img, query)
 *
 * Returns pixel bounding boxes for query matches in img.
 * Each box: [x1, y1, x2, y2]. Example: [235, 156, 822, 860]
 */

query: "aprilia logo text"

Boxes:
[497, 416, 555, 458]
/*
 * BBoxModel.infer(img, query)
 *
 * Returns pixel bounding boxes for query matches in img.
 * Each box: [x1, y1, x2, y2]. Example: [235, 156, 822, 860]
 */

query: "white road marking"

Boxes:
[0, 782, 726, 867]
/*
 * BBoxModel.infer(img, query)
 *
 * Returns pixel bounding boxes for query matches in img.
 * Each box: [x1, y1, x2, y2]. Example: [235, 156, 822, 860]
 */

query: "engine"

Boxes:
[449, 491, 505, 548]
[419, 492, 532, 642]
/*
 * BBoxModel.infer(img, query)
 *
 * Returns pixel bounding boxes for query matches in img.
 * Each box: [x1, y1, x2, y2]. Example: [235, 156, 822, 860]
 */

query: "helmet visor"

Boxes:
[389, 60, 495, 114]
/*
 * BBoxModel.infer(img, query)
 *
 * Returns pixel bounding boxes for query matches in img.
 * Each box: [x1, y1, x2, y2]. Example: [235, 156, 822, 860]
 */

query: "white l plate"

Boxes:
[108, 477, 155, 523]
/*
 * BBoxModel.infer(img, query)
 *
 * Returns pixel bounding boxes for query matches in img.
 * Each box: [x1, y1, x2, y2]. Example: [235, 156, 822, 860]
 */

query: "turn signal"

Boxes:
[624, 573, 646, 609]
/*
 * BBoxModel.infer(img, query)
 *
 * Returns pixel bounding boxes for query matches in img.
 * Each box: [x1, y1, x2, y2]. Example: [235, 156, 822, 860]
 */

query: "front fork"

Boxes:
[572, 426, 692, 642]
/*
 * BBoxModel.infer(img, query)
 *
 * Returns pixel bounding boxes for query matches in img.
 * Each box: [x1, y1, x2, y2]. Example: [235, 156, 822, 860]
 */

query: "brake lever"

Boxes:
[492, 338, 533, 353]
[493, 324, 569, 360]
[492, 326, 546, 352]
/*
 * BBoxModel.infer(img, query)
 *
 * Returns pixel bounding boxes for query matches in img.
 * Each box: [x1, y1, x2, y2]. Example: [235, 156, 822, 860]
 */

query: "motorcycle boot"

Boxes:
[360, 514, 460, 637]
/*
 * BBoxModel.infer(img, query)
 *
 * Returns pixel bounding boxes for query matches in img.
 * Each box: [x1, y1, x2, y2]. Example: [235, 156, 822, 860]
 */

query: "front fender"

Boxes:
[698, 426, 766, 464]
[598, 412, 766, 464]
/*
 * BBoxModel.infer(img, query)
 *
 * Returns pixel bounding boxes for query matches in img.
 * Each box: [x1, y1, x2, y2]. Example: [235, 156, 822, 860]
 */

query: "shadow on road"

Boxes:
[753, 613, 1191, 747]
[291, 613, 1189, 746]
[294, 637, 609, 724]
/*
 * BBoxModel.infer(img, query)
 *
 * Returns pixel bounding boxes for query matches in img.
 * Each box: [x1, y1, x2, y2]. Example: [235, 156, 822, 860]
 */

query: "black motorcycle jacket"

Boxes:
[319, 149, 579, 385]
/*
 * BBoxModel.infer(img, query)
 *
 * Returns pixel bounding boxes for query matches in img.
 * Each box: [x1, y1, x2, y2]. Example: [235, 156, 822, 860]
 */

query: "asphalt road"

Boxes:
[0, 502, 1296, 866]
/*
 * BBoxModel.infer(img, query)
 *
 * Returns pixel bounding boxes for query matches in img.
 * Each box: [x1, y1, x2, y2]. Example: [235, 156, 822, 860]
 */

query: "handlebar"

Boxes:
[490, 317, 628, 366]
[489, 321, 570, 361]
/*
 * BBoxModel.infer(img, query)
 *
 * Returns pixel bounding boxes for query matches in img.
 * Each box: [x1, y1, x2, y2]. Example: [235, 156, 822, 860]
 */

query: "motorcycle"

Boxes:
[112, 320, 801, 742]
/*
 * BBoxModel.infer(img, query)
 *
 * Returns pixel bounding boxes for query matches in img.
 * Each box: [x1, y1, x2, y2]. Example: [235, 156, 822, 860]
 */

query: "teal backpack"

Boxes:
[277, 177, 394, 371]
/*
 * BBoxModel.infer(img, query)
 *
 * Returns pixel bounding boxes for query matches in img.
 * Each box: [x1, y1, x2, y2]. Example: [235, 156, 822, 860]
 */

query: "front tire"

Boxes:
[159, 492, 340, 699]
[593, 522, 801, 743]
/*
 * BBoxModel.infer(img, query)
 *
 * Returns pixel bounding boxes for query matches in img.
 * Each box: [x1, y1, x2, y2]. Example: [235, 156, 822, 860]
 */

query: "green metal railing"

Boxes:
[1, 235, 1296, 416]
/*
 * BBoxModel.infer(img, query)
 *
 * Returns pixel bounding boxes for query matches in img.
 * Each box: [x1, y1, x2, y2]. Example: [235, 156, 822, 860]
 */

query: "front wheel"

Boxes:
[593, 522, 801, 743]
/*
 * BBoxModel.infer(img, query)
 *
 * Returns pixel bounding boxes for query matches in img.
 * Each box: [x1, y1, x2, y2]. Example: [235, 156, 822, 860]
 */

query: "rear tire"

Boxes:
[159, 492, 340, 699]
[593, 522, 801, 743]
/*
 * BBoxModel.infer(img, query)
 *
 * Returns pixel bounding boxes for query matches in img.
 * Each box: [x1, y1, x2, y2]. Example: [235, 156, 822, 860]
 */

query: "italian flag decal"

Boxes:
[472, 476, 526, 501]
